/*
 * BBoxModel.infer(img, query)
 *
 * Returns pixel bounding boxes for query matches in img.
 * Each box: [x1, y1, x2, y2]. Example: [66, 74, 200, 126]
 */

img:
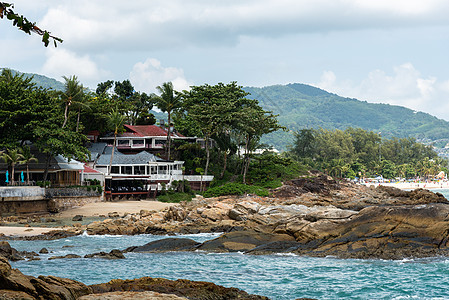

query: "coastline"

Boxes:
[0, 200, 175, 237]
[360, 181, 449, 190]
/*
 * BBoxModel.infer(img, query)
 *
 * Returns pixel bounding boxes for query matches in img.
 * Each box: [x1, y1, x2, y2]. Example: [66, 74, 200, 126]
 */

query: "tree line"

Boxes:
[0, 69, 283, 185]
[290, 128, 447, 179]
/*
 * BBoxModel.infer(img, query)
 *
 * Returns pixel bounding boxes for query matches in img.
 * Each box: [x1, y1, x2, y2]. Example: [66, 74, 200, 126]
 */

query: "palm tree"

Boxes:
[1, 149, 24, 185]
[19, 146, 38, 185]
[107, 107, 126, 175]
[155, 82, 182, 160]
[61, 75, 84, 128]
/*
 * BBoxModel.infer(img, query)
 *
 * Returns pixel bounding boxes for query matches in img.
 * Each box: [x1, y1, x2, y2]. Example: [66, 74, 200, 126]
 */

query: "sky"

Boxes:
[2, 1, 449, 120]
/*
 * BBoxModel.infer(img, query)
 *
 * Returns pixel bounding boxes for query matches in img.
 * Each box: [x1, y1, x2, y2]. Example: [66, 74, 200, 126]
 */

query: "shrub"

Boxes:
[158, 192, 193, 203]
[203, 182, 269, 198]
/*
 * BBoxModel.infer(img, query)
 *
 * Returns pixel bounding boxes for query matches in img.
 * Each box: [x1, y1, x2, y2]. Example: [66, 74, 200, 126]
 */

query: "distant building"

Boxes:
[0, 148, 84, 187]
[99, 124, 208, 155]
[87, 143, 213, 199]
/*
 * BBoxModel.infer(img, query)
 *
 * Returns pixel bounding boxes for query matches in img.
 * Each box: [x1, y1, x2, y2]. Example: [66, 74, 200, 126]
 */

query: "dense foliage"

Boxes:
[245, 83, 449, 151]
[203, 182, 269, 198]
[290, 128, 446, 179]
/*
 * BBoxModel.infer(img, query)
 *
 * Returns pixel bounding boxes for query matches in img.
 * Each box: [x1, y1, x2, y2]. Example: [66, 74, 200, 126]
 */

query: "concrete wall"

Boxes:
[0, 187, 102, 216]
[51, 195, 102, 212]
[0, 186, 45, 201]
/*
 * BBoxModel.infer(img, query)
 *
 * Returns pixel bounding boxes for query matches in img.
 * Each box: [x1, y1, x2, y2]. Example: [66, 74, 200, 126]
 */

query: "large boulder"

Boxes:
[0, 255, 91, 299]
[90, 277, 269, 300]
[84, 249, 125, 259]
[197, 231, 295, 252]
[130, 238, 201, 253]
[79, 291, 188, 299]
[293, 203, 449, 259]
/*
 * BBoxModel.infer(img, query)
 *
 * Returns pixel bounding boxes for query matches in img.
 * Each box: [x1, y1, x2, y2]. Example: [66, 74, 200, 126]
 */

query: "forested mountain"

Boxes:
[5, 69, 449, 151]
[1, 68, 64, 90]
[244, 83, 449, 150]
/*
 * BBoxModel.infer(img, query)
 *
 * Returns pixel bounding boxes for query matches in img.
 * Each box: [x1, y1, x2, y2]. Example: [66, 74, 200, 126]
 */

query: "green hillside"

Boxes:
[1, 68, 64, 91]
[4, 69, 448, 151]
[244, 83, 449, 150]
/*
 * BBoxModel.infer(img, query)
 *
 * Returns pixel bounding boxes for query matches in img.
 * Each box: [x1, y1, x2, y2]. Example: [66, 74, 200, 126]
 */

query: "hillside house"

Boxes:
[99, 124, 209, 155]
[88, 143, 213, 199]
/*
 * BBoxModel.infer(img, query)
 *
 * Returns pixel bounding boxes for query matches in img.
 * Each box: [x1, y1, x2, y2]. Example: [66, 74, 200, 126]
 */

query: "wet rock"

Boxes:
[197, 231, 295, 253]
[84, 249, 125, 259]
[0, 255, 91, 299]
[131, 238, 201, 253]
[48, 254, 81, 260]
[72, 215, 83, 222]
[90, 277, 269, 300]
[39, 248, 49, 254]
[292, 203, 449, 259]
[79, 291, 188, 299]
[245, 241, 303, 255]
[0, 241, 24, 261]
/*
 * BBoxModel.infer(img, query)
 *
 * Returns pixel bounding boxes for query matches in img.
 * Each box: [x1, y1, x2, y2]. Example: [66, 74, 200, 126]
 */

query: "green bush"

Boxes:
[36, 181, 50, 188]
[158, 192, 193, 203]
[203, 182, 269, 198]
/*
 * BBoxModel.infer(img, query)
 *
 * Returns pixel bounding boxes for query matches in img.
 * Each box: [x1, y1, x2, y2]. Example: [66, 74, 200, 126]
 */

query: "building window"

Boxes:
[118, 140, 129, 146]
[150, 166, 157, 174]
[133, 139, 144, 147]
[135, 165, 146, 175]
[158, 165, 167, 174]
[121, 166, 132, 174]
[111, 166, 119, 174]
[155, 139, 166, 147]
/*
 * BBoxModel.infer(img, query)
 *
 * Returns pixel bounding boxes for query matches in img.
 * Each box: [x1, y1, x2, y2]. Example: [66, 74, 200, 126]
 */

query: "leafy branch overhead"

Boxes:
[0, 2, 62, 47]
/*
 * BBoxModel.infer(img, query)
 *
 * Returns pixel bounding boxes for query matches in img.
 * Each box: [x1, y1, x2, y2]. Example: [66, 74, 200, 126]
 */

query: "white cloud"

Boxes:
[41, 48, 108, 85]
[36, 0, 449, 53]
[316, 63, 449, 120]
[129, 58, 192, 94]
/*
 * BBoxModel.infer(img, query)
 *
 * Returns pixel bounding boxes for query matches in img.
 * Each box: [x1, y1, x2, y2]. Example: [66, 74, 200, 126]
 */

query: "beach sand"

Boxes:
[362, 181, 449, 190]
[0, 200, 175, 237]
[56, 200, 175, 218]
[0, 226, 55, 237]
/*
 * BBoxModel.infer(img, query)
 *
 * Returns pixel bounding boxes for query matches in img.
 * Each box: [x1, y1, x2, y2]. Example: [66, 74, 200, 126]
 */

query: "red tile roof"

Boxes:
[83, 164, 102, 173]
[124, 125, 184, 137]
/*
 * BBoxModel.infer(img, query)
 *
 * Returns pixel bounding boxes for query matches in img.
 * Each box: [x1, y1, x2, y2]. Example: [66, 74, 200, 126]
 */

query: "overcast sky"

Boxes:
[2, 1, 449, 120]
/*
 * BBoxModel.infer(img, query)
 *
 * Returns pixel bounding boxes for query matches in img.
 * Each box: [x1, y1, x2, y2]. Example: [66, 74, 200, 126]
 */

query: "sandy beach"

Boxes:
[362, 181, 449, 190]
[0, 200, 175, 237]
[56, 200, 175, 218]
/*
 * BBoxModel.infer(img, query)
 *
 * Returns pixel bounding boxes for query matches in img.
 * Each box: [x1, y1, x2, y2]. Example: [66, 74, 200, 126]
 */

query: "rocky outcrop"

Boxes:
[48, 254, 81, 260]
[58, 178, 449, 259]
[79, 291, 188, 299]
[291, 203, 449, 259]
[0, 255, 92, 299]
[84, 249, 125, 259]
[129, 238, 201, 253]
[0, 241, 39, 261]
[197, 231, 295, 253]
[89, 277, 269, 300]
[0, 253, 269, 299]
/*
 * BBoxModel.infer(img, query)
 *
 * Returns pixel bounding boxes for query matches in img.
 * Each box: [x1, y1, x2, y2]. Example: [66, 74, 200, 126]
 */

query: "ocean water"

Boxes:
[7, 189, 449, 300]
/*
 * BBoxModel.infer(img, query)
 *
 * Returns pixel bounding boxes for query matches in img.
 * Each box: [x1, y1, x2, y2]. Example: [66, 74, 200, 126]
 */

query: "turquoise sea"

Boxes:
[7, 189, 449, 299]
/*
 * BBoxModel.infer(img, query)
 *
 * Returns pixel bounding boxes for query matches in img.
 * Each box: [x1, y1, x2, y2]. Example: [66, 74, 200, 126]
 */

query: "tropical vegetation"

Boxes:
[0, 68, 446, 196]
[290, 128, 447, 179]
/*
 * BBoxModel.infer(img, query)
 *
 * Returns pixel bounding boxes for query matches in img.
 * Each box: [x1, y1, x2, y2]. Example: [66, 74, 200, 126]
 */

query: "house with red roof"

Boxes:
[100, 124, 206, 155]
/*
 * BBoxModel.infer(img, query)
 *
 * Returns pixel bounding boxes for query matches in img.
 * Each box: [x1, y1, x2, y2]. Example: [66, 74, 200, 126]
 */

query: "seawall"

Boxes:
[0, 186, 102, 216]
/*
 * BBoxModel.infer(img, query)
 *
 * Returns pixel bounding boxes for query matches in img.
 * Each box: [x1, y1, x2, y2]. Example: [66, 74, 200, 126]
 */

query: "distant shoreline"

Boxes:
[360, 181, 449, 190]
